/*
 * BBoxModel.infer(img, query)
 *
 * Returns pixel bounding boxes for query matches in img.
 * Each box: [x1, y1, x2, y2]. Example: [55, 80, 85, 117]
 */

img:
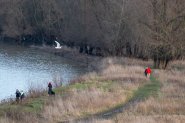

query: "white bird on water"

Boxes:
[55, 41, 62, 49]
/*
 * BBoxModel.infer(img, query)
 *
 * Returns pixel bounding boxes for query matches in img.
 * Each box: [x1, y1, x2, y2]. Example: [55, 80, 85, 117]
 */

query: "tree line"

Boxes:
[0, 0, 185, 69]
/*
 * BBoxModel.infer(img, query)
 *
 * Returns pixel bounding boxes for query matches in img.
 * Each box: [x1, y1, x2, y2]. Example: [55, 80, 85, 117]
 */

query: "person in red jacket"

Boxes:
[145, 67, 152, 78]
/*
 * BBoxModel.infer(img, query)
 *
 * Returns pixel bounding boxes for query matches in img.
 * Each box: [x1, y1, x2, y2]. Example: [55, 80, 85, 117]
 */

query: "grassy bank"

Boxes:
[1, 58, 184, 123]
[110, 68, 185, 123]
[89, 60, 185, 123]
[59, 60, 185, 123]
[0, 57, 151, 123]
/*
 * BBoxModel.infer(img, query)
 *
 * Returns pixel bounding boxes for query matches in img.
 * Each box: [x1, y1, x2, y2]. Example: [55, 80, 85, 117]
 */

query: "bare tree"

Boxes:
[0, 0, 185, 66]
[140, 0, 185, 68]
[2, 0, 32, 41]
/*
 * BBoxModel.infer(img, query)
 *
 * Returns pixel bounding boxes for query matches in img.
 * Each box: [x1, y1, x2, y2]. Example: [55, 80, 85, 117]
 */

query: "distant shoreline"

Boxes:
[30, 45, 102, 71]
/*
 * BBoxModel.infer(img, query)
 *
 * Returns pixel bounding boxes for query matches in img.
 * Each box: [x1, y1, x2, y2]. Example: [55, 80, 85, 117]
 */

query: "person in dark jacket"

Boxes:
[48, 82, 55, 95]
[15, 89, 21, 103]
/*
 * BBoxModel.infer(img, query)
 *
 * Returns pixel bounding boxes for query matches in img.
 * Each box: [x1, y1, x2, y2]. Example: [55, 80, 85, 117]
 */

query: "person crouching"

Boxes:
[48, 82, 55, 96]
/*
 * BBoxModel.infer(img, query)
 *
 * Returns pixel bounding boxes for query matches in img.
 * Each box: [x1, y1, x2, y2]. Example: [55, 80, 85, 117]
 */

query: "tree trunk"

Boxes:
[153, 58, 170, 69]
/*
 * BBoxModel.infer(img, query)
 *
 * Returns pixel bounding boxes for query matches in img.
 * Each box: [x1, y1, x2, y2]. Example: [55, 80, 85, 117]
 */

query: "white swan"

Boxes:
[55, 41, 62, 49]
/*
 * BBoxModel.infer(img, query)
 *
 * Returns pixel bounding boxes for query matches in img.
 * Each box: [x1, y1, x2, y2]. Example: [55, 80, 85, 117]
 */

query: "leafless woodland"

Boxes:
[0, 0, 185, 68]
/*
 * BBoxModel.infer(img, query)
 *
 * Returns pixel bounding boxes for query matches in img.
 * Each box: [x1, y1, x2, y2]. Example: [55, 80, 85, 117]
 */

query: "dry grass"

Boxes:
[67, 115, 185, 123]
[113, 115, 185, 123]
[70, 119, 113, 123]
[64, 115, 185, 123]
[96, 60, 185, 123]
[0, 113, 44, 123]
[170, 60, 185, 70]
[43, 89, 127, 122]
[91, 57, 152, 72]
[125, 69, 185, 115]
[99, 64, 147, 83]
[42, 61, 148, 122]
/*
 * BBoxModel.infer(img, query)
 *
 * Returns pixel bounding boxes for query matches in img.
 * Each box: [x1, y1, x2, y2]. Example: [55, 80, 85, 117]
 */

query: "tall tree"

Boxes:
[141, 0, 185, 69]
[2, 0, 32, 40]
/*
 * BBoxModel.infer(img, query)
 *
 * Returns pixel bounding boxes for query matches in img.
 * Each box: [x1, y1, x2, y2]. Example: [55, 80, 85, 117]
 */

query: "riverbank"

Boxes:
[0, 54, 184, 123]
[0, 57, 151, 123]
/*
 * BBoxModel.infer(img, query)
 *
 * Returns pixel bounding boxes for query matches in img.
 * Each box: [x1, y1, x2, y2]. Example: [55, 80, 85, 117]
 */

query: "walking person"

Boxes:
[145, 67, 152, 78]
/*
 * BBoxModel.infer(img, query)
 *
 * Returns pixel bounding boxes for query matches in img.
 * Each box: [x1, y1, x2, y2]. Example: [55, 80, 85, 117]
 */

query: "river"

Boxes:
[0, 43, 88, 100]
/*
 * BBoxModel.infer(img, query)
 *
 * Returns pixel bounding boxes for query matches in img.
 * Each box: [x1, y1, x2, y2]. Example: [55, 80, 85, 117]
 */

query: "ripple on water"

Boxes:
[0, 45, 87, 100]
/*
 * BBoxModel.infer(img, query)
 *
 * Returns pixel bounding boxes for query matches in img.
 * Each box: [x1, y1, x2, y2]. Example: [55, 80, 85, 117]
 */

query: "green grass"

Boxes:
[0, 80, 114, 117]
[133, 76, 161, 100]
[23, 98, 45, 112]
[96, 80, 113, 91]
[0, 97, 45, 117]
[54, 81, 94, 91]
[70, 82, 93, 90]
[54, 80, 114, 95]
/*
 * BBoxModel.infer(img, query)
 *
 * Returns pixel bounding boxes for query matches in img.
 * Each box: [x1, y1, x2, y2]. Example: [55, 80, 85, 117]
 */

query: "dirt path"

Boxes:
[59, 76, 161, 123]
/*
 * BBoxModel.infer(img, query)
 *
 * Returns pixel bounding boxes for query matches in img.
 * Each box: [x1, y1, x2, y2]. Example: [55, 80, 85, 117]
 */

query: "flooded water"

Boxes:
[0, 43, 87, 100]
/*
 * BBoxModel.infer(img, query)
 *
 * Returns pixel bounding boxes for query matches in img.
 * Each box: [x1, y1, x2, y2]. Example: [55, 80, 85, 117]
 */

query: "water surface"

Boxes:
[0, 44, 87, 100]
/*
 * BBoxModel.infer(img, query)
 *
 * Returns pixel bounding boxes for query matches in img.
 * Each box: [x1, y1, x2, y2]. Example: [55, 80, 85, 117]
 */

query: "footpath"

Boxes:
[60, 76, 161, 123]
